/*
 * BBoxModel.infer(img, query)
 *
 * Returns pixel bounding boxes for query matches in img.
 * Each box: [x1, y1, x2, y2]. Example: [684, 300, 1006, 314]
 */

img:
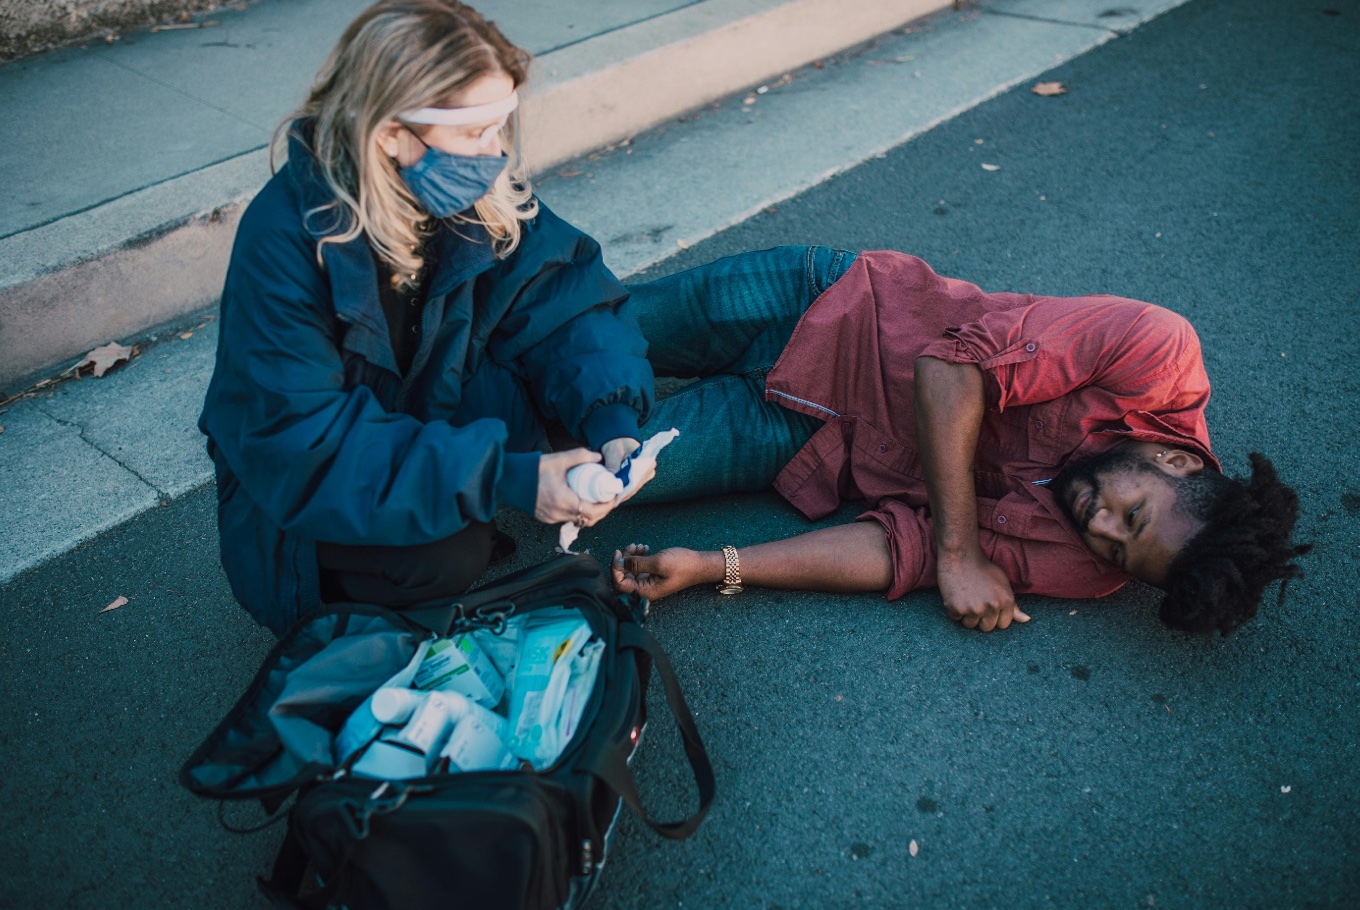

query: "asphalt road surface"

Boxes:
[2, 0, 1356, 907]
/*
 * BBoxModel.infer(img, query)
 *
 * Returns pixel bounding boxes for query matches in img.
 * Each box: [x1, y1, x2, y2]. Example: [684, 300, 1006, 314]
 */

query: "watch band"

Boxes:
[716, 545, 743, 595]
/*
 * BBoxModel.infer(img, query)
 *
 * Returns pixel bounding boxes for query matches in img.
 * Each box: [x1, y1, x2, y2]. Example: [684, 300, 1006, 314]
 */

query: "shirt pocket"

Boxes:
[982, 399, 1070, 469]
[978, 490, 1035, 540]
[1020, 397, 1071, 467]
[848, 420, 922, 501]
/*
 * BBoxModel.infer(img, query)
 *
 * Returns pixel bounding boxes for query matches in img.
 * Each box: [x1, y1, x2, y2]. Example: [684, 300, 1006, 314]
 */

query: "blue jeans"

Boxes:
[621, 245, 858, 504]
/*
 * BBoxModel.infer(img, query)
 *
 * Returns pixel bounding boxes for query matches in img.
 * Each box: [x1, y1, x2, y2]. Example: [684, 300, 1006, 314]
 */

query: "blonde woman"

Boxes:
[200, 0, 653, 635]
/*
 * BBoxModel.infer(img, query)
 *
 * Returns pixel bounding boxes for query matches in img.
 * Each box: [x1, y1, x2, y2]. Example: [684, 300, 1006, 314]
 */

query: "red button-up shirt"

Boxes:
[765, 251, 1219, 600]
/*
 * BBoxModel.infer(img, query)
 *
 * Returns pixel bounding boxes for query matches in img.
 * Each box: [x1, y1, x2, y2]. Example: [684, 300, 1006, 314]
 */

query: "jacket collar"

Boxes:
[283, 123, 499, 331]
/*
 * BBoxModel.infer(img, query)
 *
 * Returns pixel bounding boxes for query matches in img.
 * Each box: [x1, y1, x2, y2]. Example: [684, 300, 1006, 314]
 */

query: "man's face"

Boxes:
[1052, 444, 1206, 586]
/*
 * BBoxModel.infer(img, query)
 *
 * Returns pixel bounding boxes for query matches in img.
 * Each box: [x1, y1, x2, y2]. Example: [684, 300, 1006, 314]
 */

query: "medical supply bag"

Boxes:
[180, 555, 715, 910]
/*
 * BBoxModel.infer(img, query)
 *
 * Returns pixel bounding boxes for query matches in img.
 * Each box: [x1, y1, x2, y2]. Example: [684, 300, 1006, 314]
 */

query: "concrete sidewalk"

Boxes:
[0, 0, 1190, 584]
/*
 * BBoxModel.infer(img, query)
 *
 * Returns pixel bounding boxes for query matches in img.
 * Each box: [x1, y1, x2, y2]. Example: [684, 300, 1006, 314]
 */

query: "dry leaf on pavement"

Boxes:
[76, 342, 135, 378]
[151, 20, 219, 32]
[981, 163, 1001, 171]
[100, 596, 129, 613]
[1032, 81, 1067, 96]
[909, 840, 920, 857]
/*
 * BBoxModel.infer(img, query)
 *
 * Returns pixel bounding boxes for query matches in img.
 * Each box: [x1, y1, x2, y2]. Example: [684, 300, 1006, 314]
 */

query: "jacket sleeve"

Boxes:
[200, 208, 539, 547]
[916, 294, 1210, 417]
[484, 202, 654, 449]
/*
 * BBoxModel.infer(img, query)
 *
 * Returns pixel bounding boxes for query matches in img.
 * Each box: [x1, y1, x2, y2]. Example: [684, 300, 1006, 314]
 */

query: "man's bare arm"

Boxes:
[913, 356, 1030, 631]
[611, 522, 892, 602]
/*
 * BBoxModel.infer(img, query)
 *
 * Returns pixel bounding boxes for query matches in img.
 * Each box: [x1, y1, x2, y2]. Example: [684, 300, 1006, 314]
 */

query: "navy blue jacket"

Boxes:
[200, 130, 652, 633]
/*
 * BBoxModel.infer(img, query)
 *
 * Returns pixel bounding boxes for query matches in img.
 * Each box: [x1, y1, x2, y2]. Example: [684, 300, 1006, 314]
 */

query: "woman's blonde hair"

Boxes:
[274, 0, 538, 283]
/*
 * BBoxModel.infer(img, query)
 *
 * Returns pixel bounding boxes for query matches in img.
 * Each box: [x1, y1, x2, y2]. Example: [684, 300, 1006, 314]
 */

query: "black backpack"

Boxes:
[181, 555, 715, 909]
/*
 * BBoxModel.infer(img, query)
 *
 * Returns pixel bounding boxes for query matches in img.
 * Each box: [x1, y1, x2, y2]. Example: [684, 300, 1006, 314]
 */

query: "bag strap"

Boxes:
[592, 623, 716, 840]
[256, 820, 310, 909]
[257, 816, 352, 910]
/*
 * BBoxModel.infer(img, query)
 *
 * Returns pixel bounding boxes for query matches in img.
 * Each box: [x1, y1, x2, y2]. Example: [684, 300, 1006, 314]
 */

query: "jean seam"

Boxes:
[831, 249, 848, 284]
[807, 245, 855, 297]
[655, 370, 768, 405]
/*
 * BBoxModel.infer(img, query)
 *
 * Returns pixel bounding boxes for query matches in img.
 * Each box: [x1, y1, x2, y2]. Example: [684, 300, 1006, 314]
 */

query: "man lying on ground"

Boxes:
[610, 248, 1309, 633]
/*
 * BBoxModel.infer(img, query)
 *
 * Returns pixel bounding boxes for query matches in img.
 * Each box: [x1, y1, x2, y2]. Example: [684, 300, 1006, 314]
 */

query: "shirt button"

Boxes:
[879, 444, 888, 453]
[996, 515, 1007, 524]
[1025, 343, 1037, 353]
[1034, 419, 1044, 429]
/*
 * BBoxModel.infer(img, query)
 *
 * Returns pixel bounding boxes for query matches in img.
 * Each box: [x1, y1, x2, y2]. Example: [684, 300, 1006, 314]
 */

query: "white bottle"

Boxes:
[373, 687, 509, 738]
[439, 689, 511, 740]
[565, 463, 624, 503]
[387, 692, 456, 757]
[370, 687, 425, 725]
[440, 714, 519, 772]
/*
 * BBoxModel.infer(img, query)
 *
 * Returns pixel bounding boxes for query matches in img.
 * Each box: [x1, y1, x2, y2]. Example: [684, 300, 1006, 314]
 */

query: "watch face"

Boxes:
[717, 584, 744, 595]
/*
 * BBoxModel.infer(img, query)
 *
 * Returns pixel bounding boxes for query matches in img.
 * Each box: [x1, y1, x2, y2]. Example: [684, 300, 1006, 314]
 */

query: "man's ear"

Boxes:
[1158, 448, 1204, 477]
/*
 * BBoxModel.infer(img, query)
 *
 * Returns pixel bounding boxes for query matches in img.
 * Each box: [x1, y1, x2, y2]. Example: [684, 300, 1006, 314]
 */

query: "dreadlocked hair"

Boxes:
[1160, 453, 1311, 636]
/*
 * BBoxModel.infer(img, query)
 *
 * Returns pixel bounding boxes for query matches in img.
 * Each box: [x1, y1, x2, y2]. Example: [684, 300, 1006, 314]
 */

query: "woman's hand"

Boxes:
[611, 543, 715, 601]
[600, 436, 656, 503]
[600, 437, 640, 473]
[535, 449, 618, 526]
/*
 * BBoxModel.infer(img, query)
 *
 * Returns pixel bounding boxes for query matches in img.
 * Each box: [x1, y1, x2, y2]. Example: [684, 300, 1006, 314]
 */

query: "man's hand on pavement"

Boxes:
[937, 550, 1031, 632]
[611, 543, 711, 602]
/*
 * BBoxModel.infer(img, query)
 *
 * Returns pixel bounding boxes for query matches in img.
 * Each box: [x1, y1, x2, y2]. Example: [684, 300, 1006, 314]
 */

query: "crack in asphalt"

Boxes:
[981, 8, 1130, 36]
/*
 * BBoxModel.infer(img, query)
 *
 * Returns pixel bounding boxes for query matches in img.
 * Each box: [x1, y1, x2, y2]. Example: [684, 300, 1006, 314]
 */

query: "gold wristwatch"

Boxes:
[716, 545, 743, 594]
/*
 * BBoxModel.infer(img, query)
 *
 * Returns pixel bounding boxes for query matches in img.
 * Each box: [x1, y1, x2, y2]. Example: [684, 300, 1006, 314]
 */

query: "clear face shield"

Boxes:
[400, 89, 521, 158]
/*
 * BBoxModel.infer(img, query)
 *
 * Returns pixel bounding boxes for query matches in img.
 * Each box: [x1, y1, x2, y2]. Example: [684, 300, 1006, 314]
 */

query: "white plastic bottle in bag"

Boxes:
[351, 692, 456, 780]
[370, 687, 425, 725]
[439, 714, 519, 772]
[375, 687, 512, 743]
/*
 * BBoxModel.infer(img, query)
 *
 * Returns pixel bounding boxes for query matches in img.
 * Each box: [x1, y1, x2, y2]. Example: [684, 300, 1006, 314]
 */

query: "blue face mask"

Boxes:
[399, 145, 507, 218]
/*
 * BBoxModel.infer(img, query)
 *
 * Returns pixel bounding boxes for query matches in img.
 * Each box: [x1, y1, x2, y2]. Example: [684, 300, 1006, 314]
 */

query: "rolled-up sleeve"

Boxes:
[916, 295, 1206, 415]
[857, 502, 934, 600]
[858, 499, 1128, 601]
